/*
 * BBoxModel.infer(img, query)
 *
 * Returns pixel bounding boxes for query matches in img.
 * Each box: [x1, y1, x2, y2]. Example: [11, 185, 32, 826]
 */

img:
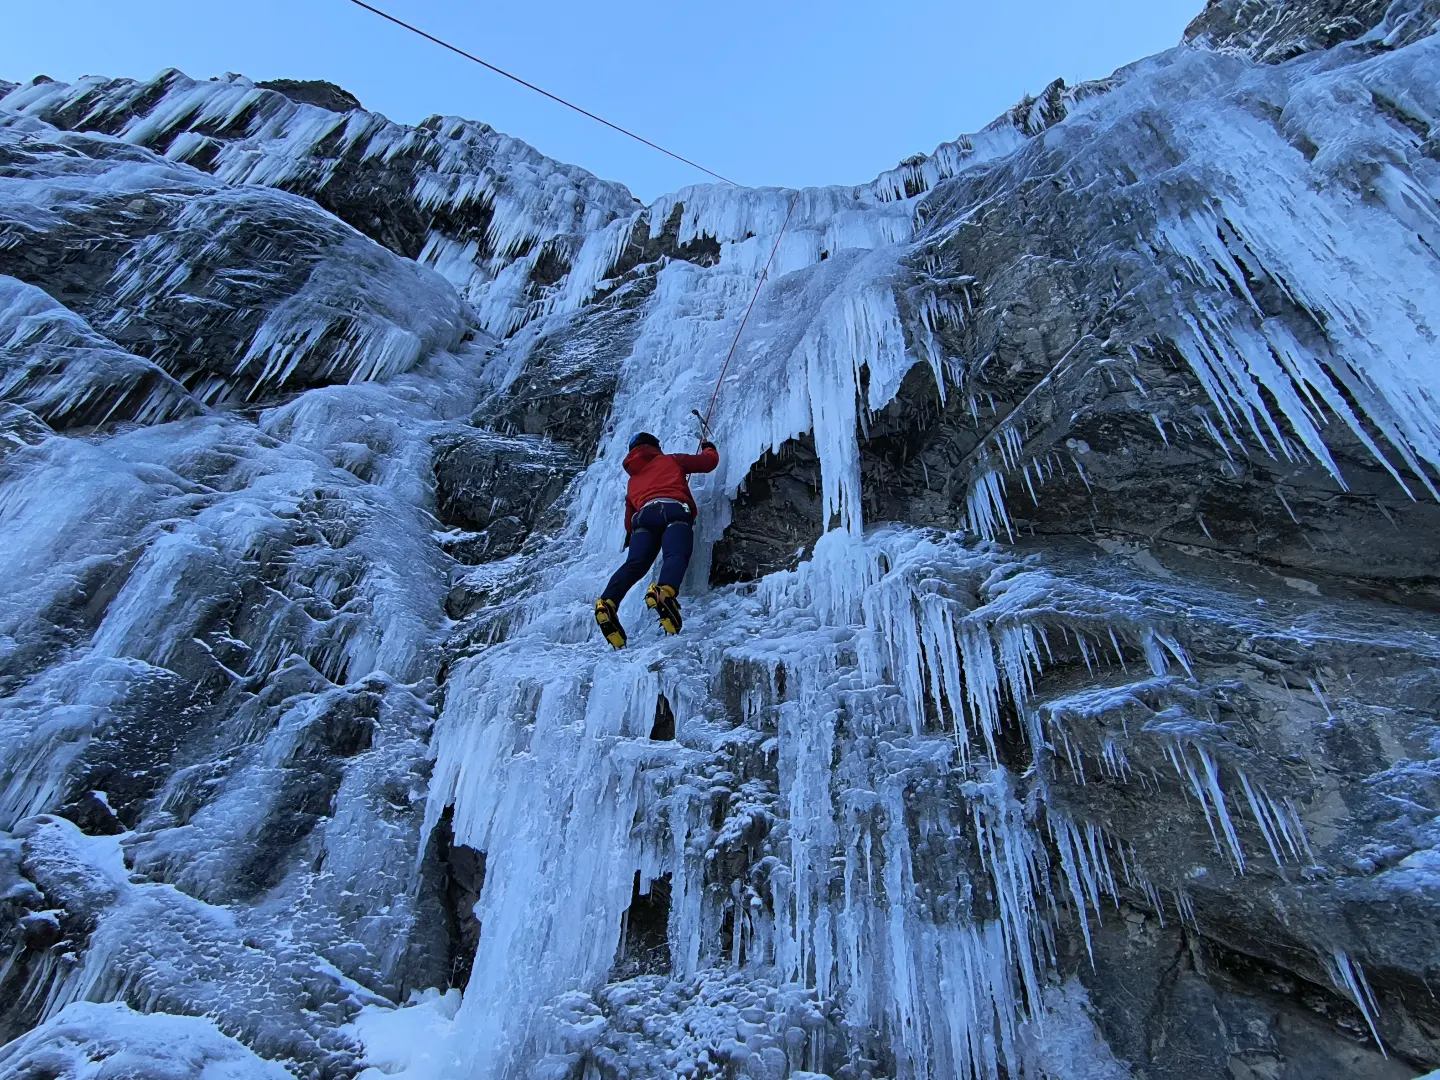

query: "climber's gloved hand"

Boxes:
[700, 440, 717, 451]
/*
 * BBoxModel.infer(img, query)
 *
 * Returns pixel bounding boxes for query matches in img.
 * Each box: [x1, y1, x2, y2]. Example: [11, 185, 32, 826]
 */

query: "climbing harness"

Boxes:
[695, 194, 800, 450]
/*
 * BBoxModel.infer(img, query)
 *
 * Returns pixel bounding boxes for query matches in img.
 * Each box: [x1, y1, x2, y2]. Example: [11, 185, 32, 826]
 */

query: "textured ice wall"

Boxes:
[413, 8, 1440, 1079]
[0, 95, 495, 1068]
[1, 1, 1439, 1077]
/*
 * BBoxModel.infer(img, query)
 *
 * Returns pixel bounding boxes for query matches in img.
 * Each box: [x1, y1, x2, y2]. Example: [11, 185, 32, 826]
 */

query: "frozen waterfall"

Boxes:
[3, 2, 1440, 1078]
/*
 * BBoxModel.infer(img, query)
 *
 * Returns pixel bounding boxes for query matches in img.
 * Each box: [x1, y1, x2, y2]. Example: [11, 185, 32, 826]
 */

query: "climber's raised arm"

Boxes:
[668, 442, 719, 475]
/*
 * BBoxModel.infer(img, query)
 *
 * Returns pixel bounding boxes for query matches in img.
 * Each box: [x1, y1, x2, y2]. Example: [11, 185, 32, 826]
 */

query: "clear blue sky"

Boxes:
[4, 0, 1202, 202]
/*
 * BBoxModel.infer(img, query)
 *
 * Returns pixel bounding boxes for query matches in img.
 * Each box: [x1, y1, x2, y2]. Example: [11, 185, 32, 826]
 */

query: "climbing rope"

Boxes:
[343, 0, 738, 186]
[696, 193, 801, 449]
[342, 0, 798, 452]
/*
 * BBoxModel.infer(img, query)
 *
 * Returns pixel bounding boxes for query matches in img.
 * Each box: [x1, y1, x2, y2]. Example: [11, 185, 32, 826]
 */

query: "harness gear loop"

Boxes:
[697, 194, 801, 449]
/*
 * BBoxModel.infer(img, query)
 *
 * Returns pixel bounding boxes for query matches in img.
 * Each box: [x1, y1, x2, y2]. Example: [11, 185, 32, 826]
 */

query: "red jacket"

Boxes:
[622, 443, 719, 537]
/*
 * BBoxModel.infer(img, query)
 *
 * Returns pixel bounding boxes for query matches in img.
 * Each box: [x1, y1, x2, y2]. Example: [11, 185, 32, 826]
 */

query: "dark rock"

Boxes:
[476, 271, 656, 461]
[255, 79, 362, 113]
[0, 834, 49, 1042]
[1063, 907, 1416, 1079]
[605, 202, 723, 281]
[432, 430, 576, 563]
[1182, 0, 1436, 62]
[710, 433, 824, 585]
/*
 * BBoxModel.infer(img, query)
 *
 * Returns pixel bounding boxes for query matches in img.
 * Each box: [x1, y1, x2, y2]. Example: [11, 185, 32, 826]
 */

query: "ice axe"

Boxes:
[691, 408, 714, 446]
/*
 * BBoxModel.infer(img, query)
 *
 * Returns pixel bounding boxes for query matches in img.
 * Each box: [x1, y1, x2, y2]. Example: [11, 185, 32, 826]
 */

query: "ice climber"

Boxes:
[594, 432, 719, 648]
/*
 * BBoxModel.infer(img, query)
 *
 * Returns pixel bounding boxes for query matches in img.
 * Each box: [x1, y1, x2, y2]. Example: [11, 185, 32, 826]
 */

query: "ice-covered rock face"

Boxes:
[1185, 0, 1440, 61]
[3, 2, 1440, 1079]
[1, 68, 639, 339]
[0, 112, 470, 418]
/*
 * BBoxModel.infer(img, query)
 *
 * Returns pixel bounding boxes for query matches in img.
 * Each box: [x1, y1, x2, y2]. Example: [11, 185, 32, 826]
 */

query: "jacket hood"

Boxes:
[623, 444, 661, 475]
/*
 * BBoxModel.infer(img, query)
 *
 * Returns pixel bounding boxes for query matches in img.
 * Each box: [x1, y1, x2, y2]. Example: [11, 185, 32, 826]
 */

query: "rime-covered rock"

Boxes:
[0, 113, 469, 415]
[1185, 0, 1440, 61]
[0, 70, 638, 337]
[0, 1000, 294, 1080]
[3, 2, 1440, 1079]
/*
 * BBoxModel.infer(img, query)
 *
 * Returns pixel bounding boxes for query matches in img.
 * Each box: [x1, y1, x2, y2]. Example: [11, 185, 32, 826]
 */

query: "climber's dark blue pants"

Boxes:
[602, 501, 694, 603]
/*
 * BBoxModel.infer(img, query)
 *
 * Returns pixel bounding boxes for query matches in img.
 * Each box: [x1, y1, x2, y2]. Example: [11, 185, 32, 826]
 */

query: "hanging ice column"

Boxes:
[425, 650, 666, 1078]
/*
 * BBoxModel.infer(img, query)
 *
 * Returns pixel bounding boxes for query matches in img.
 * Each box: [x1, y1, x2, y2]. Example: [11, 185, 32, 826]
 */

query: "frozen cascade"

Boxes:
[3, 1, 1440, 1078]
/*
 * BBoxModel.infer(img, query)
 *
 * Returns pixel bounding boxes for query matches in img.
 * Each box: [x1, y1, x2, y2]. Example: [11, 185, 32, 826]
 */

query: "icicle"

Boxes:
[1327, 950, 1386, 1052]
[1151, 414, 1170, 446]
[1275, 486, 1300, 525]
[967, 470, 1014, 542]
[1195, 746, 1245, 870]
[1237, 770, 1284, 867]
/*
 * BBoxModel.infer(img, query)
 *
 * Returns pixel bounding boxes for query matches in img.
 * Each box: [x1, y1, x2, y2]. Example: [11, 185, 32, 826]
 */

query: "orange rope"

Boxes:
[698, 194, 800, 449]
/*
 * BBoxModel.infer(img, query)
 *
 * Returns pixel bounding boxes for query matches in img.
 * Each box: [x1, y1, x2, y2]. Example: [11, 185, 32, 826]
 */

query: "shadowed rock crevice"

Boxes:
[427, 808, 486, 992]
[615, 872, 672, 980]
[650, 695, 676, 741]
[710, 434, 824, 586]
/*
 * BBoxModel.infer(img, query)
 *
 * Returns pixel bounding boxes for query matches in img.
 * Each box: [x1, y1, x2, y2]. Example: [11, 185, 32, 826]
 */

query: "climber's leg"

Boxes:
[596, 521, 661, 648]
[656, 514, 694, 592]
[601, 524, 661, 604]
[644, 507, 693, 634]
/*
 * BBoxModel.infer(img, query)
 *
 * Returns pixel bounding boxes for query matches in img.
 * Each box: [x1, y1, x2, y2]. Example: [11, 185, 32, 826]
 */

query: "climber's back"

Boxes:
[619, 434, 718, 534]
[595, 432, 719, 648]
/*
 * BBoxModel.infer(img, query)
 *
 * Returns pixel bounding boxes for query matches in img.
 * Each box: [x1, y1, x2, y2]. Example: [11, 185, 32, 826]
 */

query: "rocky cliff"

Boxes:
[1, 1, 1439, 1078]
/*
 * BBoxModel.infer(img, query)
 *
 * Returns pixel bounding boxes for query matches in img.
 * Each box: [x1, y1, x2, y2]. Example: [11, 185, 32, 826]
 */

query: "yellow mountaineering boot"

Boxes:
[645, 583, 683, 635]
[594, 598, 626, 649]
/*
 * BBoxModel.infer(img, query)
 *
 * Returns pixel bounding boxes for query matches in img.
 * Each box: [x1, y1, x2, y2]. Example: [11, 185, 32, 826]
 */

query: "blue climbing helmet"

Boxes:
[629, 432, 660, 451]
